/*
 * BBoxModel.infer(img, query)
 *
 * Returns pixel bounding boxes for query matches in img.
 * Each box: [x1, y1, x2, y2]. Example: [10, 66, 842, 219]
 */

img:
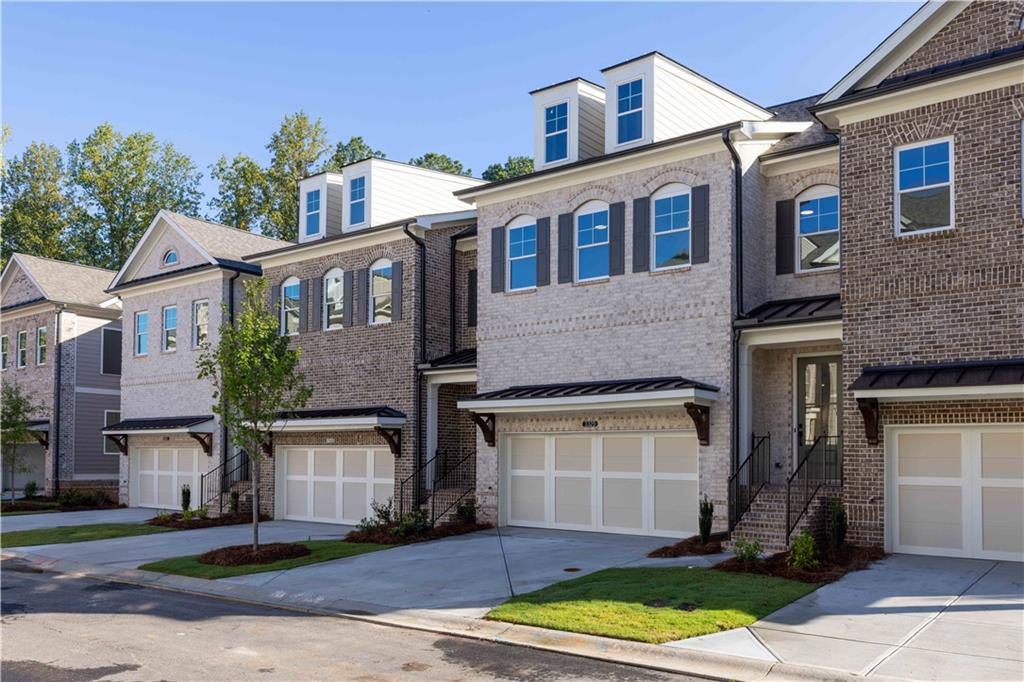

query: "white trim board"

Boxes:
[854, 385, 1024, 402]
[269, 416, 406, 432]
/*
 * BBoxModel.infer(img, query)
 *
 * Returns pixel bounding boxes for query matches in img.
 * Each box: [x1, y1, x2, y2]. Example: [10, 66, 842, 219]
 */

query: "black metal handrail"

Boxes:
[786, 434, 841, 543]
[728, 433, 771, 531]
[199, 449, 251, 514]
[430, 449, 475, 525]
[399, 451, 437, 516]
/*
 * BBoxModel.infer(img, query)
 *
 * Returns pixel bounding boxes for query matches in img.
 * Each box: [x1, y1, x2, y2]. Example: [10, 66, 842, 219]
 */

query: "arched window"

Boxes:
[507, 215, 537, 291]
[795, 185, 840, 272]
[650, 183, 691, 270]
[162, 249, 178, 266]
[369, 259, 392, 324]
[323, 268, 344, 330]
[574, 200, 609, 282]
[281, 276, 301, 335]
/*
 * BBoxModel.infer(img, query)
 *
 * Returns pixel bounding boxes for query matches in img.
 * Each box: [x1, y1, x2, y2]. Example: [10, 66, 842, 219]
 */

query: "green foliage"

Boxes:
[262, 111, 329, 241]
[390, 508, 431, 537]
[481, 155, 533, 182]
[698, 495, 714, 544]
[182, 508, 194, 523]
[409, 152, 471, 176]
[455, 499, 477, 525]
[788, 531, 819, 570]
[827, 497, 848, 548]
[181, 484, 191, 512]
[1, 141, 72, 269]
[732, 537, 763, 563]
[22, 480, 38, 498]
[196, 506, 209, 520]
[155, 511, 176, 524]
[229, 490, 240, 514]
[208, 154, 267, 232]
[2, 384, 42, 499]
[358, 497, 396, 532]
[323, 136, 386, 171]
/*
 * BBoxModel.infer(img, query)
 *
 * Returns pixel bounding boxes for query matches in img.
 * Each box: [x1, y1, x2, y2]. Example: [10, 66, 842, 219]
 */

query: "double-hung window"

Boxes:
[896, 138, 953, 234]
[161, 305, 177, 352]
[36, 326, 47, 365]
[544, 103, 568, 163]
[135, 311, 149, 356]
[576, 202, 610, 281]
[350, 177, 366, 225]
[1, 335, 7, 370]
[507, 218, 537, 290]
[323, 269, 344, 329]
[281, 278, 301, 335]
[370, 259, 392, 324]
[796, 186, 840, 271]
[16, 331, 27, 368]
[651, 185, 691, 270]
[305, 189, 321, 237]
[616, 78, 643, 144]
[193, 300, 209, 347]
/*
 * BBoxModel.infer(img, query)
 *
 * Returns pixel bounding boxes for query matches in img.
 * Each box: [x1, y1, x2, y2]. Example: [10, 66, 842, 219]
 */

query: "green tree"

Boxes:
[481, 155, 534, 182]
[262, 112, 329, 241]
[65, 123, 202, 269]
[323, 136, 386, 172]
[197, 278, 311, 550]
[208, 154, 268, 232]
[1, 384, 42, 500]
[1, 142, 72, 269]
[409, 152, 471, 176]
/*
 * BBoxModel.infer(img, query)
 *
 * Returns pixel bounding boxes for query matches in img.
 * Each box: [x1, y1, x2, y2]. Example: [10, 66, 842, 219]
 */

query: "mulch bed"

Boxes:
[714, 544, 885, 584]
[198, 542, 310, 566]
[146, 512, 270, 530]
[648, 532, 727, 557]
[345, 520, 492, 546]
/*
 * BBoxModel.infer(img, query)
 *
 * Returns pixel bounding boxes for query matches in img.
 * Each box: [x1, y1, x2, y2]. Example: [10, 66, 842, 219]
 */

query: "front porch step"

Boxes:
[422, 488, 475, 523]
[728, 485, 838, 554]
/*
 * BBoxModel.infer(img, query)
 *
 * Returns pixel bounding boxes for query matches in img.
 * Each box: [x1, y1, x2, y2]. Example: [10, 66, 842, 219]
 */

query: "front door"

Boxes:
[795, 356, 841, 473]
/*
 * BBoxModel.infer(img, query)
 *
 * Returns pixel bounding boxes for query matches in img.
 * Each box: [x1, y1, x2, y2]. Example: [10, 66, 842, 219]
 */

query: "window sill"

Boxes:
[573, 277, 610, 287]
[649, 265, 691, 276]
[369, 321, 392, 327]
[504, 287, 537, 297]
[793, 266, 839, 277]
[895, 225, 955, 239]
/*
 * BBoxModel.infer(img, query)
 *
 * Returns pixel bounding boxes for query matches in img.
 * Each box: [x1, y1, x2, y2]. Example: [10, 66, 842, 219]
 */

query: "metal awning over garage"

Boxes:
[271, 407, 406, 456]
[102, 415, 216, 456]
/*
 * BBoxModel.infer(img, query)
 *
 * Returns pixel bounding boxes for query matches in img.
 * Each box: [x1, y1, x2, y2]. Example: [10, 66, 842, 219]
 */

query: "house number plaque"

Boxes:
[581, 419, 599, 428]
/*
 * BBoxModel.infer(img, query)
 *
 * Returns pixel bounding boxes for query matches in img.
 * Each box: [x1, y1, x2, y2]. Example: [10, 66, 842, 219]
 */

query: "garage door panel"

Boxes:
[982, 432, 1024, 479]
[141, 450, 156, 471]
[603, 437, 642, 472]
[313, 481, 336, 518]
[157, 474, 174, 507]
[373, 483, 391, 504]
[897, 433, 961, 478]
[983, 487, 1024, 554]
[313, 450, 336, 477]
[510, 437, 545, 471]
[555, 437, 592, 472]
[158, 450, 175, 471]
[176, 451, 194, 474]
[898, 484, 963, 550]
[287, 450, 308, 476]
[343, 450, 366, 477]
[655, 435, 698, 474]
[555, 477, 591, 525]
[603, 478, 642, 529]
[342, 481, 365, 521]
[286, 480, 308, 517]
[139, 473, 155, 506]
[374, 450, 394, 479]
[655, 479, 697, 533]
[511, 475, 545, 523]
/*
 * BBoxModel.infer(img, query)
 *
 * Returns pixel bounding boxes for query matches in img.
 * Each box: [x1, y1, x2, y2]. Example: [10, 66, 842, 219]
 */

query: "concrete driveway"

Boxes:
[2, 507, 157, 531]
[675, 554, 1023, 680]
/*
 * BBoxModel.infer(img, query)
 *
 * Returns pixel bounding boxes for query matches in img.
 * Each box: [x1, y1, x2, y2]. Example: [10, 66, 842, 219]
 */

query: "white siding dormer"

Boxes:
[298, 172, 344, 243]
[531, 79, 606, 171]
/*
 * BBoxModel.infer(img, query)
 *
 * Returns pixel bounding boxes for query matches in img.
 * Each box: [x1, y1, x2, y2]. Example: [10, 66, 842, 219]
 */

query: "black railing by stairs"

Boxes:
[430, 450, 475, 525]
[786, 434, 841, 543]
[200, 449, 251, 515]
[728, 433, 771, 531]
[398, 451, 435, 516]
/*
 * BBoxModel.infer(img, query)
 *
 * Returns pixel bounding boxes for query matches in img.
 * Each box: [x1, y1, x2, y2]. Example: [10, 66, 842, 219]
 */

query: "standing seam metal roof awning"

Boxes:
[735, 294, 841, 329]
[458, 376, 719, 413]
[102, 415, 215, 435]
[271, 406, 406, 432]
[851, 359, 1024, 401]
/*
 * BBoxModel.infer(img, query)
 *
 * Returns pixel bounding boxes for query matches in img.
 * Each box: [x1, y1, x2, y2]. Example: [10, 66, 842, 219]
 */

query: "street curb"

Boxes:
[2, 549, 903, 682]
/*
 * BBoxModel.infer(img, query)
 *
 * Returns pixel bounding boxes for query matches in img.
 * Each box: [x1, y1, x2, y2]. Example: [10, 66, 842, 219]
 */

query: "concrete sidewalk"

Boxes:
[1, 507, 156, 531]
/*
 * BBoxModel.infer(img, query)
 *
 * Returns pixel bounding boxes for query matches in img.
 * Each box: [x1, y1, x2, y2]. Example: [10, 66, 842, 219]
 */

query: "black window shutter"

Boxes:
[776, 199, 795, 275]
[392, 260, 403, 321]
[632, 197, 650, 273]
[609, 202, 626, 276]
[490, 227, 505, 293]
[557, 213, 573, 283]
[355, 268, 369, 325]
[270, 285, 281, 326]
[342, 271, 354, 327]
[467, 269, 477, 327]
[311, 277, 323, 331]
[691, 185, 710, 264]
[298, 279, 309, 332]
[102, 329, 122, 375]
[536, 217, 551, 286]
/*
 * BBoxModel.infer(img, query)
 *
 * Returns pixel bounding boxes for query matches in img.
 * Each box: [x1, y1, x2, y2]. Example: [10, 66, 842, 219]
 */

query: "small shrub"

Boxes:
[196, 506, 209, 520]
[22, 481, 38, 498]
[732, 537, 763, 563]
[454, 499, 476, 524]
[827, 498, 848, 549]
[89, 490, 109, 506]
[155, 511, 175, 523]
[181, 484, 191, 512]
[788, 531, 819, 570]
[57, 488, 85, 508]
[229, 490, 240, 514]
[182, 508, 194, 523]
[358, 497, 396, 532]
[698, 495, 714, 544]
[390, 508, 431, 537]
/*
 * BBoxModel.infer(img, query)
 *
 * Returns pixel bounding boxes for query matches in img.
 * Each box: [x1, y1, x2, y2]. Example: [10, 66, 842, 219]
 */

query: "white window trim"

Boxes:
[134, 311, 149, 357]
[649, 183, 692, 273]
[544, 101, 570, 164]
[305, 189, 323, 238]
[614, 76, 644, 148]
[103, 410, 122, 455]
[161, 249, 178, 267]
[35, 326, 47, 365]
[575, 201, 611, 283]
[161, 305, 177, 352]
[349, 176, 367, 227]
[1, 334, 8, 371]
[192, 299, 209, 348]
[506, 215, 538, 292]
[16, 330, 27, 368]
[893, 136, 955, 237]
[100, 327, 122, 376]
[281, 277, 301, 336]
[369, 259, 393, 325]
[795, 184, 841, 274]
[323, 268, 344, 331]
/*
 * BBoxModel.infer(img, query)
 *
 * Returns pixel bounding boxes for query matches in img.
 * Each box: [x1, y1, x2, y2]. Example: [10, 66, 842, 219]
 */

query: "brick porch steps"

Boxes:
[727, 484, 835, 554]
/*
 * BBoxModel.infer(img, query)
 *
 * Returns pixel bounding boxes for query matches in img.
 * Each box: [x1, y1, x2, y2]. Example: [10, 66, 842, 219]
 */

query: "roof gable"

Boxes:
[1, 254, 116, 309]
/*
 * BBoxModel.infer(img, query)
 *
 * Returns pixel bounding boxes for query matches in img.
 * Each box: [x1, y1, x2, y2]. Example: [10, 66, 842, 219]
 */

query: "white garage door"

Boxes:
[278, 447, 394, 524]
[889, 426, 1023, 561]
[131, 446, 204, 510]
[505, 432, 699, 538]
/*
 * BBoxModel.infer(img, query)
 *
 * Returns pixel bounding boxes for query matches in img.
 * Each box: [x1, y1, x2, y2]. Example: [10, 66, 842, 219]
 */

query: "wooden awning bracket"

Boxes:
[107, 434, 129, 456]
[857, 397, 880, 445]
[471, 413, 496, 447]
[684, 403, 711, 446]
[375, 426, 402, 456]
[31, 432, 49, 449]
[189, 432, 213, 456]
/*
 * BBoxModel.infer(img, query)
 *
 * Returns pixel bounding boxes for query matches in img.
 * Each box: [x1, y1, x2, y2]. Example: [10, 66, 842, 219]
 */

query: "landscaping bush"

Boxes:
[455, 499, 476, 524]
[391, 508, 431, 537]
[57, 488, 87, 507]
[22, 481, 38, 498]
[196, 506, 209, 520]
[698, 495, 714, 544]
[357, 497, 396, 532]
[182, 508, 194, 523]
[181, 484, 191, 512]
[732, 537, 763, 563]
[229, 490, 240, 514]
[788, 531, 819, 570]
[827, 497, 848, 549]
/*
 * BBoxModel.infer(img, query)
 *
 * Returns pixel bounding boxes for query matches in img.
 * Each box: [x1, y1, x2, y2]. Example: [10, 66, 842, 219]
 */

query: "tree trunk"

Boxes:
[252, 454, 260, 552]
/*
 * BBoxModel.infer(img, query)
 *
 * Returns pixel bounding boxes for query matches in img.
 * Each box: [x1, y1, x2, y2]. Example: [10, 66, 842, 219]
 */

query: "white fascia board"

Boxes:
[248, 225, 409, 269]
[113, 268, 227, 298]
[760, 146, 840, 177]
[455, 236, 478, 252]
[421, 367, 477, 384]
[853, 385, 1024, 402]
[739, 320, 842, 348]
[102, 420, 215, 436]
[736, 121, 812, 141]
[1, 301, 55, 320]
[269, 416, 406, 432]
[415, 210, 477, 230]
[458, 388, 718, 414]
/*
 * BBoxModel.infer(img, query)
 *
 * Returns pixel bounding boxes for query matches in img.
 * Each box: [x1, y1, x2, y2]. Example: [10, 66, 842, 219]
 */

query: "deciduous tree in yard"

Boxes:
[197, 278, 311, 551]
[262, 111, 330, 242]
[409, 151, 471, 176]
[1, 384, 41, 500]
[324, 136, 386, 171]
[481, 155, 534, 182]
[208, 153, 268, 232]
[1, 141, 72, 269]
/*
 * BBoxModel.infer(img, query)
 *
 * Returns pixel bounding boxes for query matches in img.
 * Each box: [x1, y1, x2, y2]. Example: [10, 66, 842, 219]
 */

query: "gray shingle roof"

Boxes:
[163, 211, 288, 262]
[765, 95, 838, 157]
[14, 254, 116, 307]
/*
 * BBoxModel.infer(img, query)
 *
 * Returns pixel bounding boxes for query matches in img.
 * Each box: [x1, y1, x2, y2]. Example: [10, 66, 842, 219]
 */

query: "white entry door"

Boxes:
[278, 447, 394, 524]
[504, 432, 699, 538]
[130, 446, 204, 509]
[888, 426, 1023, 561]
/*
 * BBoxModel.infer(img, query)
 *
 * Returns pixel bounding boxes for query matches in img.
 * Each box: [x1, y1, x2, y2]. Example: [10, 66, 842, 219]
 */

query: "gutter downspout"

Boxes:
[722, 129, 745, 474]
[403, 225, 428, 506]
[224, 271, 241, 470]
[52, 305, 66, 494]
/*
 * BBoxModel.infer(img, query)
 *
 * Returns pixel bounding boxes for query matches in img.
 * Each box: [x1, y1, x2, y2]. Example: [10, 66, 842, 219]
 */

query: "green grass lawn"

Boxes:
[138, 540, 389, 579]
[487, 567, 819, 644]
[1, 523, 174, 548]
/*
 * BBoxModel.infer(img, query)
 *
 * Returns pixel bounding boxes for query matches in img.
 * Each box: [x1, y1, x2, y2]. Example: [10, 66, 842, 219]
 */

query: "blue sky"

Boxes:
[3, 2, 919, 201]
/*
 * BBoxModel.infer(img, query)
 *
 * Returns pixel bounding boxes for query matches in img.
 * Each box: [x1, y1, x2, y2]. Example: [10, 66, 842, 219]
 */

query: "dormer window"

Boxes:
[350, 177, 366, 225]
[616, 78, 643, 144]
[305, 190, 321, 237]
[544, 103, 568, 163]
[162, 250, 178, 266]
